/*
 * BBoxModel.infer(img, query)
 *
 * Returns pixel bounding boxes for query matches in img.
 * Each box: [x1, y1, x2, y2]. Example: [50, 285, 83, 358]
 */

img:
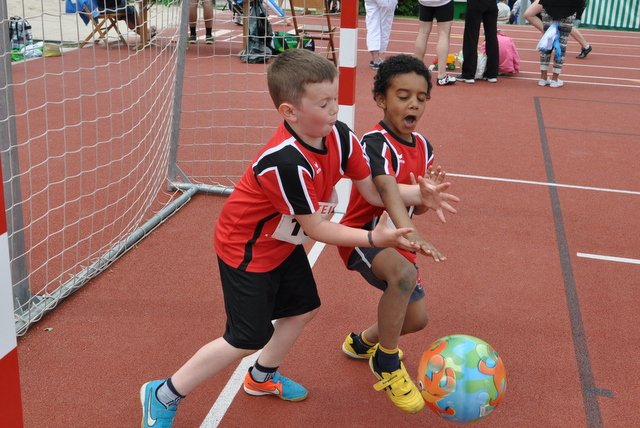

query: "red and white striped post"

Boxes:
[338, 1, 358, 129]
[335, 2, 359, 211]
[0, 161, 24, 427]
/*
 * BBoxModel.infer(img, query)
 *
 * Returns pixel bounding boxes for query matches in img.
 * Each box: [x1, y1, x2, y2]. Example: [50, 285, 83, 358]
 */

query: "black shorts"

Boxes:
[218, 245, 321, 349]
[419, 1, 454, 23]
[347, 247, 425, 303]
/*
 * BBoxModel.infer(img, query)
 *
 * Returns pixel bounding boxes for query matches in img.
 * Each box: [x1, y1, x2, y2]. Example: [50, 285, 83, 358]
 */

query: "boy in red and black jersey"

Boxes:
[140, 49, 456, 427]
[339, 54, 459, 414]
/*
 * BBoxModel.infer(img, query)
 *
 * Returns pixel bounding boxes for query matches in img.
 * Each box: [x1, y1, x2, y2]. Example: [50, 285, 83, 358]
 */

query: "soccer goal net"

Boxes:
[1, 0, 350, 336]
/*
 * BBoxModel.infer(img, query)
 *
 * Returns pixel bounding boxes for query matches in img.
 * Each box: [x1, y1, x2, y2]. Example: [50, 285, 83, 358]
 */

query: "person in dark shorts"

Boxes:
[339, 54, 459, 414]
[414, 0, 457, 86]
[138, 48, 456, 428]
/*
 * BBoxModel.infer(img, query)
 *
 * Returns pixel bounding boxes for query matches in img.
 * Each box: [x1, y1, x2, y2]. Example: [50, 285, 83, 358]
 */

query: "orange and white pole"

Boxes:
[0, 160, 24, 427]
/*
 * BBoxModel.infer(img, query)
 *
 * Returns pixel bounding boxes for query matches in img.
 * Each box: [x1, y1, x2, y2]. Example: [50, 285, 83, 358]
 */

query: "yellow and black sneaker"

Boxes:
[342, 333, 404, 360]
[369, 354, 424, 414]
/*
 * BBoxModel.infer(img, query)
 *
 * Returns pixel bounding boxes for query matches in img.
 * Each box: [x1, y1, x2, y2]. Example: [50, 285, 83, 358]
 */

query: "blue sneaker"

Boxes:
[243, 370, 308, 401]
[140, 380, 177, 428]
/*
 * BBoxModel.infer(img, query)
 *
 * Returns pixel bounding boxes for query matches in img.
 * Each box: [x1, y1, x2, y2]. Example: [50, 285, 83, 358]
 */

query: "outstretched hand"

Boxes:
[412, 234, 446, 261]
[414, 167, 460, 223]
[371, 212, 420, 252]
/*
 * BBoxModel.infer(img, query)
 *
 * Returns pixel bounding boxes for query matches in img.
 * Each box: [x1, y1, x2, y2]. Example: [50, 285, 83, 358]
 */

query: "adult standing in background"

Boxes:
[365, 0, 399, 69]
[189, 0, 214, 44]
[457, 0, 499, 83]
[524, 0, 585, 87]
[414, 0, 457, 86]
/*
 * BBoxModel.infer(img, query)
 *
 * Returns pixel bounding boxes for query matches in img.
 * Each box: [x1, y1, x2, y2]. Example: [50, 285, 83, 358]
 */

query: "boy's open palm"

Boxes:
[414, 171, 460, 223]
[372, 212, 419, 252]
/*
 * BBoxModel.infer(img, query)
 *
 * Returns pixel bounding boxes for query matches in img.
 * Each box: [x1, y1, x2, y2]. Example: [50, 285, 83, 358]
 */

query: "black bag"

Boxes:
[239, 1, 273, 64]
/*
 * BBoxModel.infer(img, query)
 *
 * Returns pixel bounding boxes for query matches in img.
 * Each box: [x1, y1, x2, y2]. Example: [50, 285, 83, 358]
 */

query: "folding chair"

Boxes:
[79, 2, 128, 48]
[289, 0, 338, 65]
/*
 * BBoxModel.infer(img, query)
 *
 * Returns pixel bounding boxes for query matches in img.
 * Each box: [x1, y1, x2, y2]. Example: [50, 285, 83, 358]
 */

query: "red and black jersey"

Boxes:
[338, 121, 434, 265]
[214, 120, 370, 272]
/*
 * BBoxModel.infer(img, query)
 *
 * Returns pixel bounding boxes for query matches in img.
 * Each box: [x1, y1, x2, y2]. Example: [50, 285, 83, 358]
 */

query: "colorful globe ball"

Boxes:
[417, 334, 507, 424]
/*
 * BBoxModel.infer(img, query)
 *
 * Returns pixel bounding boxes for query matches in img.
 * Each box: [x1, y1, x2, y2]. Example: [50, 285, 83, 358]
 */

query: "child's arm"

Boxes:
[353, 174, 459, 223]
[372, 173, 445, 261]
[295, 211, 417, 251]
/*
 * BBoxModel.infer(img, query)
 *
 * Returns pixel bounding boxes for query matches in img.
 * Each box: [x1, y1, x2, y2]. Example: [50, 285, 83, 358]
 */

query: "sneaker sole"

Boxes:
[243, 383, 308, 402]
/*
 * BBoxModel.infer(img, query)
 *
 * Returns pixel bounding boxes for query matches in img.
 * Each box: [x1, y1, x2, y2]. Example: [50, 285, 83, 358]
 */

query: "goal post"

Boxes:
[2, 0, 358, 337]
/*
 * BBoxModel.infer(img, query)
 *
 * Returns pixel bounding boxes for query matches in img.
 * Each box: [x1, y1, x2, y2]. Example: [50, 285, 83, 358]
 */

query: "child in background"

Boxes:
[140, 49, 456, 428]
[339, 54, 459, 414]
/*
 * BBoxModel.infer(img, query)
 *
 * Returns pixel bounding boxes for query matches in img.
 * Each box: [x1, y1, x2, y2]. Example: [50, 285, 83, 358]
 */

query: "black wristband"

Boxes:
[367, 230, 375, 248]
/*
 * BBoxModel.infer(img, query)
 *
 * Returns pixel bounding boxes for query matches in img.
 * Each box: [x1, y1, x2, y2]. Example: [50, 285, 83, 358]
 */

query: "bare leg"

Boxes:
[414, 21, 433, 61]
[371, 249, 418, 351]
[202, 0, 214, 32]
[171, 337, 256, 396]
[524, 1, 544, 32]
[255, 310, 319, 367]
[571, 27, 588, 48]
[435, 21, 453, 79]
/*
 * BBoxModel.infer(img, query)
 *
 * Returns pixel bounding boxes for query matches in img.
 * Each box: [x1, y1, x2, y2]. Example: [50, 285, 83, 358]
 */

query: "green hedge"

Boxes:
[359, 0, 420, 17]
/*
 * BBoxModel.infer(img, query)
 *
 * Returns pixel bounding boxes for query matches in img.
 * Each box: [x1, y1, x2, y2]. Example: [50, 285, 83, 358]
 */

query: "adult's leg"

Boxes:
[482, 3, 499, 79]
[524, 0, 544, 32]
[378, 0, 398, 55]
[461, 1, 482, 78]
[571, 27, 588, 48]
[539, 12, 551, 81]
[551, 15, 574, 79]
[435, 21, 453, 79]
[202, 0, 214, 31]
[365, 0, 382, 63]
[414, 20, 434, 60]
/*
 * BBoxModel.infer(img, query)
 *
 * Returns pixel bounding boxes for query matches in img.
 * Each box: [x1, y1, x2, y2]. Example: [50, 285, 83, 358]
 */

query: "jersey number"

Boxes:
[272, 214, 309, 245]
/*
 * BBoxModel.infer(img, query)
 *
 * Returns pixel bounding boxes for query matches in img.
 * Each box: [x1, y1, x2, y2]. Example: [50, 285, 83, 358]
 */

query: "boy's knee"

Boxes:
[388, 264, 418, 294]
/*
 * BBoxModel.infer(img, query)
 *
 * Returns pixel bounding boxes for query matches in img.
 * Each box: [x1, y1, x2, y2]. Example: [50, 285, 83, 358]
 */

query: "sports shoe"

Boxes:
[549, 79, 564, 88]
[140, 380, 177, 428]
[342, 333, 404, 360]
[369, 356, 424, 414]
[188, 34, 197, 44]
[456, 75, 475, 84]
[484, 77, 498, 83]
[369, 60, 383, 70]
[538, 78, 550, 87]
[436, 74, 456, 86]
[576, 45, 592, 59]
[233, 15, 242, 25]
[205, 35, 214, 44]
[243, 370, 308, 401]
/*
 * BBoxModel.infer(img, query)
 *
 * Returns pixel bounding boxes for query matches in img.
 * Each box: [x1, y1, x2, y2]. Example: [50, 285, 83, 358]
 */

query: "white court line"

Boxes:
[448, 173, 640, 196]
[577, 252, 640, 265]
